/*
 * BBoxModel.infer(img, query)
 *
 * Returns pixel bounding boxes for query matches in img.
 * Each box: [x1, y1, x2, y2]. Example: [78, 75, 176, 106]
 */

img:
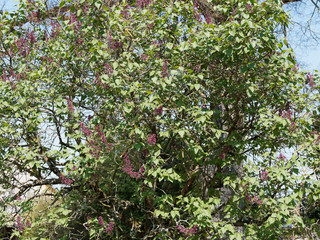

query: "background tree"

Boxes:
[0, 0, 319, 239]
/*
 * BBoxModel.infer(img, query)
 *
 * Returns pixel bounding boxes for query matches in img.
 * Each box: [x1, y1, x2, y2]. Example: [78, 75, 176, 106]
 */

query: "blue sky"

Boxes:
[1, 0, 319, 71]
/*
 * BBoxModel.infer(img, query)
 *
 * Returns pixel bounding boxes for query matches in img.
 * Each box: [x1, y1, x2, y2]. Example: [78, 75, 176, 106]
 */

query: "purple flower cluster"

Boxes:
[66, 97, 75, 112]
[147, 134, 156, 145]
[140, 54, 148, 61]
[97, 216, 114, 234]
[79, 122, 112, 158]
[15, 37, 30, 57]
[205, 14, 211, 24]
[79, 121, 93, 136]
[60, 173, 73, 185]
[292, 64, 299, 72]
[190, 63, 201, 73]
[1, 69, 20, 90]
[192, 3, 202, 22]
[278, 153, 286, 160]
[104, 63, 114, 76]
[161, 59, 169, 78]
[105, 222, 114, 234]
[307, 72, 316, 87]
[135, 0, 152, 8]
[28, 9, 40, 22]
[279, 109, 297, 131]
[16, 216, 25, 231]
[122, 152, 145, 179]
[246, 195, 262, 205]
[245, 3, 254, 13]
[260, 171, 269, 181]
[98, 216, 104, 227]
[50, 21, 61, 38]
[155, 106, 163, 116]
[176, 224, 198, 236]
[26, 220, 32, 228]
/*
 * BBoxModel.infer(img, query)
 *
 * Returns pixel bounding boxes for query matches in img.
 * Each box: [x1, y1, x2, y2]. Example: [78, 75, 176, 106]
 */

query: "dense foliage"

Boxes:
[0, 0, 319, 239]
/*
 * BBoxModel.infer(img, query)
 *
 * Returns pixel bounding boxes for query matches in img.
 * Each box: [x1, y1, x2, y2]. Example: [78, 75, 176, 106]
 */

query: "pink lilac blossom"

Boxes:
[105, 222, 115, 234]
[79, 121, 93, 136]
[28, 30, 36, 44]
[245, 3, 254, 13]
[260, 171, 269, 181]
[26, 220, 32, 228]
[104, 63, 113, 75]
[155, 106, 163, 116]
[232, 8, 237, 16]
[246, 195, 262, 205]
[176, 224, 198, 236]
[135, 0, 152, 8]
[16, 196, 22, 200]
[205, 14, 211, 24]
[140, 54, 148, 61]
[147, 134, 156, 145]
[16, 216, 25, 231]
[278, 153, 286, 160]
[193, 5, 202, 22]
[50, 21, 61, 38]
[292, 64, 299, 72]
[307, 72, 316, 87]
[98, 216, 104, 227]
[60, 173, 73, 185]
[66, 97, 75, 112]
[1, 69, 8, 82]
[122, 152, 145, 179]
[161, 59, 169, 78]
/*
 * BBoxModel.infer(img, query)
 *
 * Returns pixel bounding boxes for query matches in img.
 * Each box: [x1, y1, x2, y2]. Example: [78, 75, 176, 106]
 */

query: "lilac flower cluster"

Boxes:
[278, 153, 286, 160]
[135, 0, 152, 8]
[50, 21, 61, 38]
[104, 63, 114, 76]
[192, 3, 202, 22]
[140, 54, 148, 61]
[79, 121, 93, 136]
[79, 122, 112, 158]
[16, 216, 25, 231]
[60, 173, 73, 185]
[161, 59, 169, 78]
[28, 9, 40, 22]
[66, 97, 75, 112]
[98, 216, 104, 227]
[121, 5, 130, 18]
[176, 224, 198, 236]
[292, 64, 299, 72]
[97, 216, 115, 234]
[122, 152, 145, 179]
[260, 171, 269, 181]
[279, 108, 296, 131]
[307, 72, 316, 87]
[205, 14, 211, 24]
[105, 222, 114, 234]
[1, 69, 20, 90]
[15, 37, 30, 57]
[26, 220, 32, 228]
[246, 195, 262, 205]
[155, 106, 163, 116]
[245, 3, 254, 13]
[147, 134, 156, 145]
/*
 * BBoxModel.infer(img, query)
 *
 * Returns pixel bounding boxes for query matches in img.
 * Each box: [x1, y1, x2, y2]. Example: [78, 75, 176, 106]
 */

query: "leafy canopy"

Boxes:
[0, 0, 319, 239]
